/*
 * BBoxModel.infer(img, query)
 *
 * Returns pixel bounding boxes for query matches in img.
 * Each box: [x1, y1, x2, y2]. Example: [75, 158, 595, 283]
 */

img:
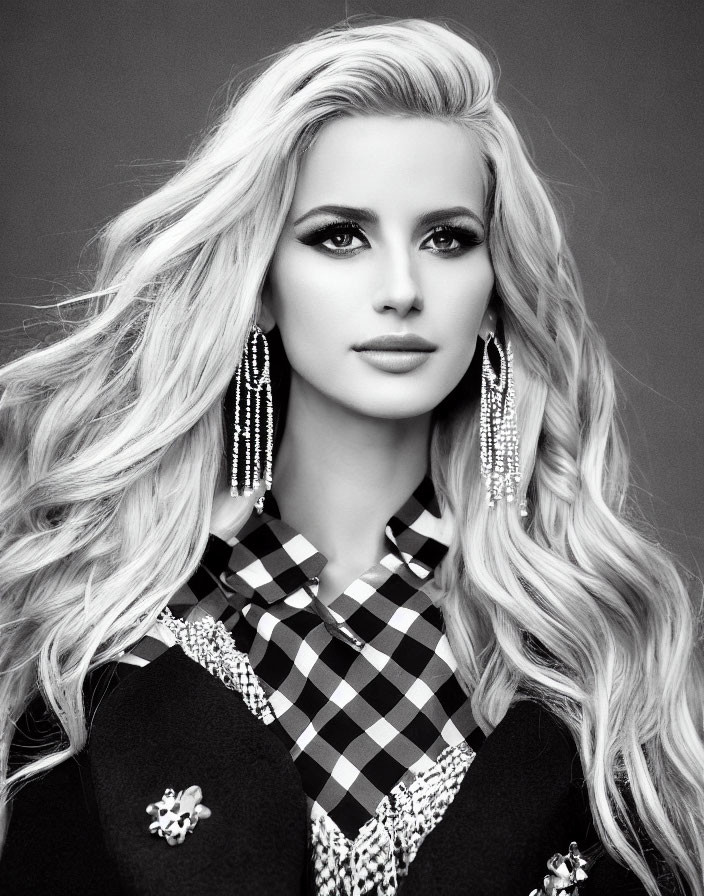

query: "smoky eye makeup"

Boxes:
[296, 220, 368, 254]
[422, 222, 485, 253]
[297, 220, 363, 243]
[294, 212, 486, 255]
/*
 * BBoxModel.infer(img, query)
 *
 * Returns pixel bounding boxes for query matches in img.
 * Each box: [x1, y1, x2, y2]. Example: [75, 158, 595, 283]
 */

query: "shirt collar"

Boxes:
[220, 476, 452, 605]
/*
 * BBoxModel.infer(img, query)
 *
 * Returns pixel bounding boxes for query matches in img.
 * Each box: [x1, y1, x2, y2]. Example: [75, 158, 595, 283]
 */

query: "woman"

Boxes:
[0, 17, 702, 896]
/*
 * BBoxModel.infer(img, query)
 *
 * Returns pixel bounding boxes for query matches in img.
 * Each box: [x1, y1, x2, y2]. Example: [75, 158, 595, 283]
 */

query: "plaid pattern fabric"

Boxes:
[125, 477, 476, 839]
[311, 741, 476, 896]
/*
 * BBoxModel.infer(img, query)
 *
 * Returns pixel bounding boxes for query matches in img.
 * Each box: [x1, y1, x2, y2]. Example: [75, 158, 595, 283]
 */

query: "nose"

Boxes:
[373, 248, 423, 317]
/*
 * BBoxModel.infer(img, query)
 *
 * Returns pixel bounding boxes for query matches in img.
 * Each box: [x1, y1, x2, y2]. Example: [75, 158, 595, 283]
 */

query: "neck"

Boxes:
[273, 376, 431, 577]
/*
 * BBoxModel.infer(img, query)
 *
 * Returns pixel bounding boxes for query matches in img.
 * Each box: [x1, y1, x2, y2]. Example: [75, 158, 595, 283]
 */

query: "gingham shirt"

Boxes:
[126, 478, 478, 843]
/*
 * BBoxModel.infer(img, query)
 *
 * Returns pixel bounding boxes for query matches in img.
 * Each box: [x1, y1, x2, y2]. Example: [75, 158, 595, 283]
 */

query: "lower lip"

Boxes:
[355, 350, 433, 373]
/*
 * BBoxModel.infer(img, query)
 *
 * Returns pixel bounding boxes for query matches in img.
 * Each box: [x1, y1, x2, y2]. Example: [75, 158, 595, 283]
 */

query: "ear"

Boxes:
[257, 280, 276, 333]
[479, 305, 497, 342]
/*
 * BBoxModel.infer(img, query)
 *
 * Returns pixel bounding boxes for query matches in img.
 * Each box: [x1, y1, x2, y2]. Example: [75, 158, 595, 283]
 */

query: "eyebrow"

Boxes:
[292, 204, 485, 230]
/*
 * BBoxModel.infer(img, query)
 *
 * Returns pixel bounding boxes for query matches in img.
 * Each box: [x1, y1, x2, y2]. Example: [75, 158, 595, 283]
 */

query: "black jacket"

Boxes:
[1, 645, 649, 895]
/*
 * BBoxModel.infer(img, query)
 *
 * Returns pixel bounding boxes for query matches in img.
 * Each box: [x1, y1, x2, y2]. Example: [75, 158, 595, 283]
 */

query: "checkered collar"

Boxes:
[220, 476, 452, 606]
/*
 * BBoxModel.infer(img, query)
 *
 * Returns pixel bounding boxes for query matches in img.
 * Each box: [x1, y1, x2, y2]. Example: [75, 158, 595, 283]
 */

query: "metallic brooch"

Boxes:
[529, 841, 589, 895]
[146, 785, 212, 846]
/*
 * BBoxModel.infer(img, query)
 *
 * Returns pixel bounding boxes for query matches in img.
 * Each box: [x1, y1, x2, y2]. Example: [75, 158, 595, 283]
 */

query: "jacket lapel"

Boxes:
[402, 700, 592, 895]
[88, 646, 308, 896]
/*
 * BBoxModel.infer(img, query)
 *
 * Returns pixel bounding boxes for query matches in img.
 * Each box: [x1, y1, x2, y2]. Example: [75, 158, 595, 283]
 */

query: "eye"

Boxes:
[299, 221, 368, 255]
[323, 230, 362, 251]
[422, 225, 483, 255]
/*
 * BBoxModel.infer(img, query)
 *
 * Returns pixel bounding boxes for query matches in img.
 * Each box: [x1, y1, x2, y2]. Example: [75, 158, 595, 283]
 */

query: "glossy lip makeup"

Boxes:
[352, 333, 437, 374]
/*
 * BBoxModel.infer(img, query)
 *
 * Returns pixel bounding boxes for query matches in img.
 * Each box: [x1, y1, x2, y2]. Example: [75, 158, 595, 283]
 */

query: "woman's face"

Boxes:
[263, 114, 495, 421]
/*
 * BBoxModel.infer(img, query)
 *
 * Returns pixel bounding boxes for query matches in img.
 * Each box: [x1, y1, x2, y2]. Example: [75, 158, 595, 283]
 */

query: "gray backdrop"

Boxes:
[2, 0, 702, 574]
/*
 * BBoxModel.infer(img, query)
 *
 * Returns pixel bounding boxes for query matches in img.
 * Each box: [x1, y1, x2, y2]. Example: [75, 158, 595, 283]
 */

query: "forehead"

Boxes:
[290, 115, 489, 216]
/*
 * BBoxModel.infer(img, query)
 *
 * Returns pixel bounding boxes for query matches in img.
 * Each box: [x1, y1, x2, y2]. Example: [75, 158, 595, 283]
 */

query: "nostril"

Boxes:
[380, 294, 423, 315]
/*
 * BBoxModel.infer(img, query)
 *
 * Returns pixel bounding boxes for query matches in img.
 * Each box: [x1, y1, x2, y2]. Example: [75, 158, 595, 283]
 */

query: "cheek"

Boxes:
[269, 254, 319, 338]
[267, 255, 346, 372]
[272, 292, 345, 357]
[440, 257, 495, 338]
[268, 247, 362, 347]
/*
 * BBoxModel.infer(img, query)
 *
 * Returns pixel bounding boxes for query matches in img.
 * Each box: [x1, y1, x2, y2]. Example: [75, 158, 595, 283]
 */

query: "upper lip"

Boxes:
[353, 334, 437, 352]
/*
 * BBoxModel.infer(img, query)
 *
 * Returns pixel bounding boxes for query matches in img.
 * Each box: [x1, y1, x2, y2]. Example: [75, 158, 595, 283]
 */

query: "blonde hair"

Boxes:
[1, 18, 702, 893]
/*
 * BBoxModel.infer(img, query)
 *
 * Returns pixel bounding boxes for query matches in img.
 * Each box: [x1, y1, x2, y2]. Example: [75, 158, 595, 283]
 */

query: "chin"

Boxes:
[341, 391, 448, 421]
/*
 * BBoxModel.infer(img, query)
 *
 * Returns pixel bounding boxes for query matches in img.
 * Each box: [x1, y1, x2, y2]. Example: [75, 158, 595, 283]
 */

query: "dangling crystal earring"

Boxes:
[229, 325, 273, 513]
[480, 330, 527, 516]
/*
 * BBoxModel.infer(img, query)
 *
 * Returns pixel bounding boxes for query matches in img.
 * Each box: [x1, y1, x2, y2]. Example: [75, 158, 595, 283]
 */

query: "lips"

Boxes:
[352, 334, 437, 352]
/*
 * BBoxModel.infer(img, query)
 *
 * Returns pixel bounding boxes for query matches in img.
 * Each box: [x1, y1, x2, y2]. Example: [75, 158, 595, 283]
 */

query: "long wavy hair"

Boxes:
[1, 18, 702, 893]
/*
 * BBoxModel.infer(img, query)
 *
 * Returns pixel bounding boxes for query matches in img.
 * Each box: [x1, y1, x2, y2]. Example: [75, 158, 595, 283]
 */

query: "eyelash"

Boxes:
[299, 221, 484, 256]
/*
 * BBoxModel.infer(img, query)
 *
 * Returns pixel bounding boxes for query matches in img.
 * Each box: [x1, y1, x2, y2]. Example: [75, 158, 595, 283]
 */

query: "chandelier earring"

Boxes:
[479, 327, 527, 517]
[228, 324, 274, 514]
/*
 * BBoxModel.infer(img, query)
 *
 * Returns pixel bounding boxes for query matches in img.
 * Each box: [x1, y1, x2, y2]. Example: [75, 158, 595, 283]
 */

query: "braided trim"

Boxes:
[158, 608, 275, 725]
[311, 740, 475, 896]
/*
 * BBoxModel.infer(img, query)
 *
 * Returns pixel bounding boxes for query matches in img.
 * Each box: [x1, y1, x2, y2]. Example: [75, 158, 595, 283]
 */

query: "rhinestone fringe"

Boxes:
[230, 325, 273, 513]
[480, 333, 527, 516]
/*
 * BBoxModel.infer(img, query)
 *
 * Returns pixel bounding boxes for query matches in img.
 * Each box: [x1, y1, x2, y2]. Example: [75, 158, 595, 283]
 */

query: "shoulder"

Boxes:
[2, 647, 308, 896]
